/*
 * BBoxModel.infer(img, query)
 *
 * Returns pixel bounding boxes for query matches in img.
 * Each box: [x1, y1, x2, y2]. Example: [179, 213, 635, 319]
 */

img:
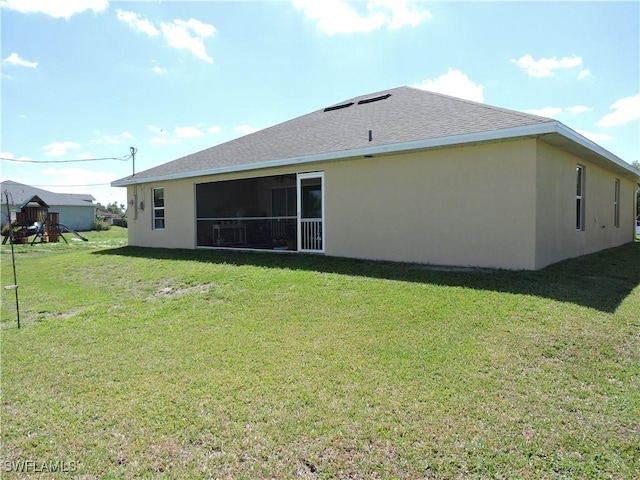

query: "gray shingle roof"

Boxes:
[114, 86, 557, 184]
[0, 181, 96, 208]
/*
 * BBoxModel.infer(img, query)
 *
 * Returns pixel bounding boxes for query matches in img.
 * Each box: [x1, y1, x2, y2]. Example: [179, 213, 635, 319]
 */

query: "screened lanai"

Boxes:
[195, 172, 324, 252]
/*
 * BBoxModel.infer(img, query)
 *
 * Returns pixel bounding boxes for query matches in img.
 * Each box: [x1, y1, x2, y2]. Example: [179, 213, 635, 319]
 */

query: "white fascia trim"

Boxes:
[555, 123, 640, 177]
[111, 123, 556, 186]
[111, 121, 637, 186]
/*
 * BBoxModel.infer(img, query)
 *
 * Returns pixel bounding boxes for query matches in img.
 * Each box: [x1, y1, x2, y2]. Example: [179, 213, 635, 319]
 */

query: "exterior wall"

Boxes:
[126, 181, 196, 249]
[534, 140, 637, 269]
[125, 166, 300, 249]
[51, 205, 96, 231]
[324, 139, 538, 269]
[123, 137, 636, 270]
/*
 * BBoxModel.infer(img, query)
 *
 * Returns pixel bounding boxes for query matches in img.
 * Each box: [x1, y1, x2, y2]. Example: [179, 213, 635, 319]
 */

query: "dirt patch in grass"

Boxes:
[146, 281, 213, 301]
[1, 307, 85, 329]
[38, 309, 84, 321]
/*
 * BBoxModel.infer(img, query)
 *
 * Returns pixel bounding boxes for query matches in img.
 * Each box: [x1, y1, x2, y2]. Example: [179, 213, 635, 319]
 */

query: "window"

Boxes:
[614, 179, 620, 228]
[576, 165, 585, 231]
[302, 183, 322, 219]
[153, 187, 165, 230]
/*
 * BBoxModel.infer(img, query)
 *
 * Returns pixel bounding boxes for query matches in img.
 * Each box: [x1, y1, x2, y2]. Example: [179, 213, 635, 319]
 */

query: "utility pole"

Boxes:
[130, 146, 137, 176]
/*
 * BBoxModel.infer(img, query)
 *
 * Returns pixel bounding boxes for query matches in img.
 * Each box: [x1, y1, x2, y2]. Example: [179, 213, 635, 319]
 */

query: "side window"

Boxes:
[576, 165, 585, 231]
[614, 179, 620, 228]
[153, 187, 165, 230]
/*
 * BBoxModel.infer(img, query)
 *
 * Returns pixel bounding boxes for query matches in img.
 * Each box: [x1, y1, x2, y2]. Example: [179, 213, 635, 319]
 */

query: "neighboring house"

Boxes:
[96, 210, 126, 226]
[112, 87, 640, 270]
[1, 180, 96, 231]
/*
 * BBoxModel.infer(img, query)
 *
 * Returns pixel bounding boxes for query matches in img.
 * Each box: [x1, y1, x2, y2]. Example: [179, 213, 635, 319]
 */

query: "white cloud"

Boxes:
[375, 0, 432, 29]
[293, 0, 384, 34]
[565, 105, 592, 114]
[0, 0, 108, 19]
[116, 9, 160, 36]
[511, 54, 583, 78]
[160, 18, 216, 63]
[150, 60, 166, 74]
[597, 93, 640, 127]
[116, 10, 216, 63]
[146, 124, 220, 143]
[2, 52, 38, 68]
[175, 18, 216, 38]
[0, 152, 31, 161]
[147, 126, 171, 144]
[150, 137, 172, 145]
[292, 0, 430, 34]
[413, 68, 484, 102]
[175, 126, 204, 138]
[577, 69, 591, 80]
[576, 130, 612, 143]
[98, 131, 134, 145]
[147, 125, 167, 136]
[43, 141, 82, 157]
[235, 125, 259, 135]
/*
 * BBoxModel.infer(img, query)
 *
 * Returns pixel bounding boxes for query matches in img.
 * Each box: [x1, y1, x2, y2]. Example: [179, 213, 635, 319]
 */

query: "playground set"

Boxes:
[2, 195, 88, 245]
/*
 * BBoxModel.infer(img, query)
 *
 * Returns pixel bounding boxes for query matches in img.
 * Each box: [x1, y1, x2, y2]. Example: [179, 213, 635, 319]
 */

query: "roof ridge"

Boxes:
[1, 180, 96, 205]
[402, 85, 555, 124]
[324, 85, 405, 109]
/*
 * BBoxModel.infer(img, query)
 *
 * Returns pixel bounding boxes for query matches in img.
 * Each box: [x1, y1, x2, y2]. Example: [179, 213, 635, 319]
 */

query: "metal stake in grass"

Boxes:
[3, 190, 20, 328]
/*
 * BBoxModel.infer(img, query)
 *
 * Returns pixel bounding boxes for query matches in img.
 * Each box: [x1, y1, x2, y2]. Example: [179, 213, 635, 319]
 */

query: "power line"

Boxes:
[0, 154, 132, 164]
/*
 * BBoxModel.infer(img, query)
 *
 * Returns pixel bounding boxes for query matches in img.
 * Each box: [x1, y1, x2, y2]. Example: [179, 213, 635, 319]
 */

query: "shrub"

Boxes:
[93, 219, 111, 231]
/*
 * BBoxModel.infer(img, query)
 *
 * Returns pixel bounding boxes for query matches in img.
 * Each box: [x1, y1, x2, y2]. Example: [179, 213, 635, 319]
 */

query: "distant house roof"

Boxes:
[96, 210, 122, 219]
[0, 181, 96, 208]
[113, 86, 640, 186]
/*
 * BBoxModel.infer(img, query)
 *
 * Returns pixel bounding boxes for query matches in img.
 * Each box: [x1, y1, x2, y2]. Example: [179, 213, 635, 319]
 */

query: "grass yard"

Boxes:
[1, 227, 639, 478]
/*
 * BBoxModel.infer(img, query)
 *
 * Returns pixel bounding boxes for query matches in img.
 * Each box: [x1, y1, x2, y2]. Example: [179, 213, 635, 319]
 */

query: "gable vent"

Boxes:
[357, 93, 391, 105]
[324, 102, 354, 112]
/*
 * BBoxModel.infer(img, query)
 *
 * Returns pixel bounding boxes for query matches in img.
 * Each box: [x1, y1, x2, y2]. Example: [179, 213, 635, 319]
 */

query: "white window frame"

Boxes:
[152, 187, 165, 230]
[614, 178, 620, 228]
[297, 171, 325, 253]
[576, 165, 585, 231]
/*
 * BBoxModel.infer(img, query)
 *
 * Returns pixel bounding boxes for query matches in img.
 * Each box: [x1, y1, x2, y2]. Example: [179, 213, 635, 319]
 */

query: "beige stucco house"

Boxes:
[113, 87, 639, 270]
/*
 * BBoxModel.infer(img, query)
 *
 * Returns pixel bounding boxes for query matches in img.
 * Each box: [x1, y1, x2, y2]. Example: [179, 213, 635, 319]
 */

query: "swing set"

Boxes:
[1, 195, 88, 245]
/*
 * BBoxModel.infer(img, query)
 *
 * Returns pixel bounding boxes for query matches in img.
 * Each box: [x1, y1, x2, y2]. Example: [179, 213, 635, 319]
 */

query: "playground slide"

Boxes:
[58, 224, 89, 242]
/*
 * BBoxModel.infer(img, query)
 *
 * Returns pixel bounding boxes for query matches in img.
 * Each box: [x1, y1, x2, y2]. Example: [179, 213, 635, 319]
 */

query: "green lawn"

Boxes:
[1, 228, 639, 478]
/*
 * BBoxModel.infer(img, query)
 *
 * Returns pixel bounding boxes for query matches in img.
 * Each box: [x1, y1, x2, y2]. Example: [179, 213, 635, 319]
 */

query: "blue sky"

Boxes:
[1, 0, 639, 207]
